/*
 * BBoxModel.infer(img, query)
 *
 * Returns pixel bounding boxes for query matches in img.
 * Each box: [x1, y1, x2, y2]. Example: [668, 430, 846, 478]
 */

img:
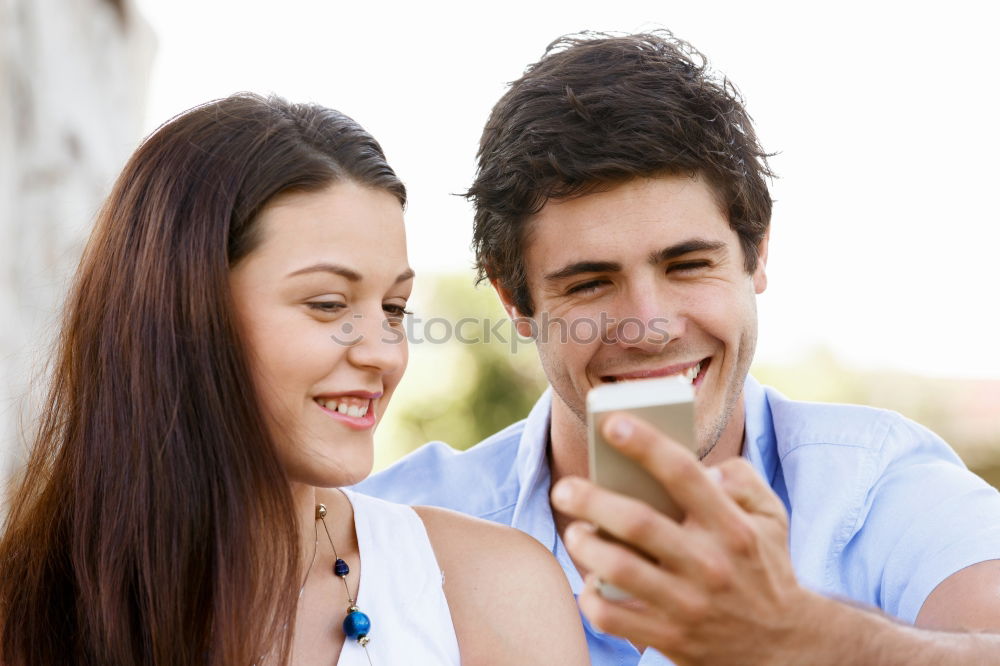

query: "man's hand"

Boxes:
[550, 411, 820, 664]
[552, 411, 1000, 665]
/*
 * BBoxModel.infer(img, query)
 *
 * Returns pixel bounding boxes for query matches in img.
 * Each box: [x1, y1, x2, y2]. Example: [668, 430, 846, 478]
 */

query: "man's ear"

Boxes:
[491, 279, 534, 338]
[752, 230, 769, 294]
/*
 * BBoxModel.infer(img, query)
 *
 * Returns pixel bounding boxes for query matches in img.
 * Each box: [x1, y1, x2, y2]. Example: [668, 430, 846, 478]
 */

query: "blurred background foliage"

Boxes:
[375, 273, 547, 465]
[376, 272, 1000, 489]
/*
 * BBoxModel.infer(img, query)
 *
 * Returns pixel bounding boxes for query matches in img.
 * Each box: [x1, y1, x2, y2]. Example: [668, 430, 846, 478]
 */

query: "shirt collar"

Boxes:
[741, 374, 779, 485]
[509, 388, 559, 549]
[507, 389, 592, 597]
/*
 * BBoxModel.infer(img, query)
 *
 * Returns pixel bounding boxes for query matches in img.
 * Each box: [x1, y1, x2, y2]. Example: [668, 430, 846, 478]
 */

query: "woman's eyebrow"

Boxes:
[286, 263, 362, 281]
[286, 263, 415, 284]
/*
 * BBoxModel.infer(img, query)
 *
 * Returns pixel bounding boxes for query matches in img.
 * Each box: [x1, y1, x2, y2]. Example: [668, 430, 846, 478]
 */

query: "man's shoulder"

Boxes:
[762, 387, 1000, 623]
[353, 420, 528, 520]
[762, 386, 949, 459]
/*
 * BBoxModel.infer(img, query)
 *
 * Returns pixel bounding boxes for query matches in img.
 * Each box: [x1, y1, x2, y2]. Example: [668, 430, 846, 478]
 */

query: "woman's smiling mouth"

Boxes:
[314, 393, 381, 429]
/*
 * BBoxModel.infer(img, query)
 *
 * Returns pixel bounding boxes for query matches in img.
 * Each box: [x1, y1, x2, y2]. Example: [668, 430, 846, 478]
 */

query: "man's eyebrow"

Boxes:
[650, 239, 726, 264]
[285, 264, 415, 284]
[544, 261, 622, 282]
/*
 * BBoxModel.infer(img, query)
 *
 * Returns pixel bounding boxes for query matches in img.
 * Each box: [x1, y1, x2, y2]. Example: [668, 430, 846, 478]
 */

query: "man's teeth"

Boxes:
[684, 362, 702, 382]
[319, 398, 370, 418]
[607, 362, 702, 384]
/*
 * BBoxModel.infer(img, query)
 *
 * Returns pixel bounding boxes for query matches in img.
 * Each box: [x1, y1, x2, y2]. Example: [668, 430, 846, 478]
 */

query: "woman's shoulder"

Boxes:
[341, 491, 562, 576]
[413, 504, 551, 565]
[413, 505, 588, 665]
[344, 491, 543, 564]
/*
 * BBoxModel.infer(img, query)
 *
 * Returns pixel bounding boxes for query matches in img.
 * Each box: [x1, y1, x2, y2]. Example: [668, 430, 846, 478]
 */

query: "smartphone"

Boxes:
[586, 375, 696, 600]
[586, 374, 696, 520]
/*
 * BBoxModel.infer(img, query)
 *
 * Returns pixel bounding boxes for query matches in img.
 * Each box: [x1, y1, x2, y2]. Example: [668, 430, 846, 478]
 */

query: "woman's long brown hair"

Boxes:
[0, 93, 406, 665]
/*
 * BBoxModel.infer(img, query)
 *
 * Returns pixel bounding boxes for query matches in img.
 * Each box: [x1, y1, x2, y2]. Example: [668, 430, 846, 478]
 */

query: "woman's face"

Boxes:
[230, 181, 412, 487]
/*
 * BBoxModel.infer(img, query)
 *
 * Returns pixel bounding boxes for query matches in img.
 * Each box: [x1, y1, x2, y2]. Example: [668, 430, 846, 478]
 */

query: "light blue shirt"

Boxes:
[356, 376, 1000, 664]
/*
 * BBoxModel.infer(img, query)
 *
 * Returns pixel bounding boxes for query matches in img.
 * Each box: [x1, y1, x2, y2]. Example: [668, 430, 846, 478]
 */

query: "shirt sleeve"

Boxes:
[842, 416, 1000, 623]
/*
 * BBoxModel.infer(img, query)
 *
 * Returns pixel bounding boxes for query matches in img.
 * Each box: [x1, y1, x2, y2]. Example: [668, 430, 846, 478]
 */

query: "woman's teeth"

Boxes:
[318, 398, 370, 418]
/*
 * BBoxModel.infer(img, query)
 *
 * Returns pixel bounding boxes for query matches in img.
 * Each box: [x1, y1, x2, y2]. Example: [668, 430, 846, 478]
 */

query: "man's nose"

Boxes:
[609, 285, 685, 352]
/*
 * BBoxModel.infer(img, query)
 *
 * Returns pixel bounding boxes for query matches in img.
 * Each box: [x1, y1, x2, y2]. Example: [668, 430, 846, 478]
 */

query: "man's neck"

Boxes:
[702, 395, 747, 467]
[548, 398, 590, 489]
[547, 399, 590, 563]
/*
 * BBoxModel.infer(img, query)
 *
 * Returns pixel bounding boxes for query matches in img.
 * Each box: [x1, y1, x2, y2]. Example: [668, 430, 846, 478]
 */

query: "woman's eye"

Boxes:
[306, 301, 346, 314]
[383, 304, 413, 322]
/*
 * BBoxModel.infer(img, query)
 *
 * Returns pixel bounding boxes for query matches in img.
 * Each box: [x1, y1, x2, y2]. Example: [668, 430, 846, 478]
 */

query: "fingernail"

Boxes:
[564, 522, 580, 546]
[551, 480, 574, 506]
[607, 415, 635, 442]
[706, 466, 723, 484]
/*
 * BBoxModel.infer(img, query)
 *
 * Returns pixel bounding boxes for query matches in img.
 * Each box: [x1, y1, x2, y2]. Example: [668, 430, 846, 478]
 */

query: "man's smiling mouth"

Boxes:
[600, 359, 708, 385]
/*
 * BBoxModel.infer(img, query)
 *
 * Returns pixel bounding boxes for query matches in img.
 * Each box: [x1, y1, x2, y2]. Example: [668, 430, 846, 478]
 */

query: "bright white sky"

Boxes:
[134, 0, 999, 379]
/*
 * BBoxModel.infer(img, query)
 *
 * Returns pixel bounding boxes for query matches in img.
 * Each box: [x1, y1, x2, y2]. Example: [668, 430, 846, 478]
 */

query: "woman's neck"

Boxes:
[287, 484, 362, 664]
[289, 483, 358, 577]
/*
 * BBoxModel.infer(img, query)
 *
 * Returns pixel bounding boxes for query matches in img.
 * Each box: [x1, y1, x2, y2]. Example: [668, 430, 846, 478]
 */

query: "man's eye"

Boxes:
[306, 301, 346, 314]
[668, 261, 710, 273]
[566, 279, 607, 295]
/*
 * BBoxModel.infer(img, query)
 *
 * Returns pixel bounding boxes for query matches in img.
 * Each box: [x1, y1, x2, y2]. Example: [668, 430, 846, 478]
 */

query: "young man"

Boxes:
[357, 32, 1000, 664]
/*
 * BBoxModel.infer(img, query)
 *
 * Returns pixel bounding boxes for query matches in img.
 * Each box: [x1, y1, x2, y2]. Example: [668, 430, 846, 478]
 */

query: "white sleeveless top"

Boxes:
[336, 489, 461, 666]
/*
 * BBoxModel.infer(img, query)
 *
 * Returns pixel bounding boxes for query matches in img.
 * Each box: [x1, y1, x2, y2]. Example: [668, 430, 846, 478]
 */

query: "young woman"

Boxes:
[0, 94, 587, 665]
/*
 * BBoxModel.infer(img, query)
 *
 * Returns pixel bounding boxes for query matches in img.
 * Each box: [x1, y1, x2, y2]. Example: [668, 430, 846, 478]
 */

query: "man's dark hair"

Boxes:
[468, 31, 774, 317]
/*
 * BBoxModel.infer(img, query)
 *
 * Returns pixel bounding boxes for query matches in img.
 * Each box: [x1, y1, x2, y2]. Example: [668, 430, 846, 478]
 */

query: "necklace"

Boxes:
[315, 502, 374, 665]
[257, 501, 373, 666]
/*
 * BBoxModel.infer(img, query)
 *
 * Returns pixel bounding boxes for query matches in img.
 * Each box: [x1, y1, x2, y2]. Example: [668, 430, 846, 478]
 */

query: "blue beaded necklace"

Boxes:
[316, 502, 374, 665]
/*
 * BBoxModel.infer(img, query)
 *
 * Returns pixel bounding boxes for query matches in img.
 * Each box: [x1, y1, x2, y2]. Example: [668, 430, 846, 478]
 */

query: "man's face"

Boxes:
[507, 175, 767, 458]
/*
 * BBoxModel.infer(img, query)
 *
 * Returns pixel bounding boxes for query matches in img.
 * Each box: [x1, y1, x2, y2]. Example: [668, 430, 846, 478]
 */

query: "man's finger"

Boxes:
[563, 520, 691, 607]
[715, 458, 787, 521]
[599, 412, 739, 527]
[578, 575, 687, 655]
[552, 477, 697, 574]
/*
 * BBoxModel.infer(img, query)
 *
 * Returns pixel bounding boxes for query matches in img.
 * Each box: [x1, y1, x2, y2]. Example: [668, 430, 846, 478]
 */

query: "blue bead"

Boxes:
[334, 558, 350, 577]
[343, 610, 371, 640]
